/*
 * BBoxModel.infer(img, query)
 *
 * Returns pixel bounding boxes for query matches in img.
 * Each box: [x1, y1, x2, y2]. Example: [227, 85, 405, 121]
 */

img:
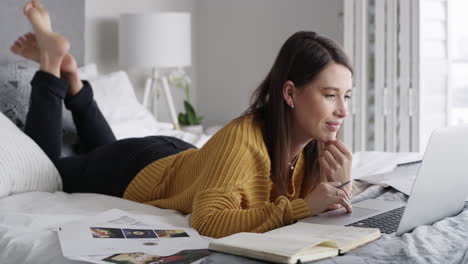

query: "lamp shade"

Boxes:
[119, 12, 192, 68]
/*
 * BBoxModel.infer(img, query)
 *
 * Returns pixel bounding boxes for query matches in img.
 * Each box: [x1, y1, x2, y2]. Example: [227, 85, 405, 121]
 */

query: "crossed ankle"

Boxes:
[64, 82, 93, 110]
[32, 70, 69, 99]
[62, 72, 83, 96]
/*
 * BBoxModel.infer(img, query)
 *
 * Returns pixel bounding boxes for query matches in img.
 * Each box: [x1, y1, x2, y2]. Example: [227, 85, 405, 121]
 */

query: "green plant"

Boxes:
[178, 100, 203, 126]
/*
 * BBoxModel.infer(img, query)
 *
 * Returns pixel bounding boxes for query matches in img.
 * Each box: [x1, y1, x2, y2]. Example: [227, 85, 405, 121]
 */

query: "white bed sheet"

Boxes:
[0, 192, 192, 264]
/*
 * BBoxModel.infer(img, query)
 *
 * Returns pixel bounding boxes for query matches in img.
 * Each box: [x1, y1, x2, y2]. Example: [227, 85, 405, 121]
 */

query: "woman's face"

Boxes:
[291, 62, 352, 143]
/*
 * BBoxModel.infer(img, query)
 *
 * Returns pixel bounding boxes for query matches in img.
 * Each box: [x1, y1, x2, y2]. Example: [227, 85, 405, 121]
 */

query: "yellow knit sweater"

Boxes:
[123, 114, 311, 238]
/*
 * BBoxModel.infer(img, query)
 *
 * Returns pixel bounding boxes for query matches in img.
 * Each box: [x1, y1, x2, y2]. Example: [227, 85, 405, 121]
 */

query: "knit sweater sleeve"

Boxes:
[190, 116, 310, 238]
[191, 188, 310, 238]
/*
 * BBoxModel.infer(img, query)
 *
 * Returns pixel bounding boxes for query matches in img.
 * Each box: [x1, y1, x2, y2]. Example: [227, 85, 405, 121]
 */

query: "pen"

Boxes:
[397, 160, 422, 166]
[337, 180, 351, 189]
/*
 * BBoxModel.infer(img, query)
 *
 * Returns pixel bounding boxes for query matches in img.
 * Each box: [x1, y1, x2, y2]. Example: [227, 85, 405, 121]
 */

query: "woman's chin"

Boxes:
[316, 132, 337, 143]
[309, 129, 337, 143]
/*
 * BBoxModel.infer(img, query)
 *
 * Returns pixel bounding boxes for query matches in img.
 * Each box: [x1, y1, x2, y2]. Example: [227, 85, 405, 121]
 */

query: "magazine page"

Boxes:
[58, 209, 209, 258]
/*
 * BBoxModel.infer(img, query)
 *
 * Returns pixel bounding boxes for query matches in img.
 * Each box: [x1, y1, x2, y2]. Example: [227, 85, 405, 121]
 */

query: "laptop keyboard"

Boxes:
[346, 206, 406, 234]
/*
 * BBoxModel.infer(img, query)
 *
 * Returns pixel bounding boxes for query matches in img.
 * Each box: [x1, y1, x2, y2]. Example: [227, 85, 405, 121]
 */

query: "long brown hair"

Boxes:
[241, 31, 353, 196]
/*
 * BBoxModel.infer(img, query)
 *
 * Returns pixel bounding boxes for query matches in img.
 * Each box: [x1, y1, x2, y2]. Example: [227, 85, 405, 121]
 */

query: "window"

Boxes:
[420, 0, 468, 151]
[448, 0, 468, 126]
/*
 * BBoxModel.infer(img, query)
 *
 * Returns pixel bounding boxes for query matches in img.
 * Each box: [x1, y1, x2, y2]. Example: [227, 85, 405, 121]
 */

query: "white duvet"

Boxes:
[0, 192, 192, 264]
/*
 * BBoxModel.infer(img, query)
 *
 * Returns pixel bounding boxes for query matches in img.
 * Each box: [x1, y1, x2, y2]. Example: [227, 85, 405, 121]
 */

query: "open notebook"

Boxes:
[209, 222, 380, 264]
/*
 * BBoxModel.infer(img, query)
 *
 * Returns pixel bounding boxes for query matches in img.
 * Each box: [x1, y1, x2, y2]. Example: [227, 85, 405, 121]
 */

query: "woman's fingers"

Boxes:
[328, 184, 352, 212]
[333, 195, 352, 213]
[332, 140, 353, 159]
[323, 141, 352, 185]
[337, 188, 351, 201]
[323, 140, 352, 166]
[323, 149, 338, 169]
[305, 182, 353, 215]
[344, 188, 351, 200]
[327, 181, 343, 187]
[326, 182, 351, 200]
[326, 143, 345, 164]
[320, 154, 332, 172]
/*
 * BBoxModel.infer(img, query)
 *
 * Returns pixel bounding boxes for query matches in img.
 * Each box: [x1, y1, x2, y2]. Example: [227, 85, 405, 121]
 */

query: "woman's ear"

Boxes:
[283, 80, 296, 108]
[282, 80, 295, 108]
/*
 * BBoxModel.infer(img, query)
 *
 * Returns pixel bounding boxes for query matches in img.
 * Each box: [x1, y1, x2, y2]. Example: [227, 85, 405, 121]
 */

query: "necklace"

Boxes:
[288, 154, 299, 170]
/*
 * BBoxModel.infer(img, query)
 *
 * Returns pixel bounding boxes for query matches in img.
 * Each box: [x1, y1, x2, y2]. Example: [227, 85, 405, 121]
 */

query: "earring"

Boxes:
[290, 103, 295, 109]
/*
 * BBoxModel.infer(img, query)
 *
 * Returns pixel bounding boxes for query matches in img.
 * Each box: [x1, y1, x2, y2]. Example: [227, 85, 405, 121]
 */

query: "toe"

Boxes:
[32, 0, 48, 16]
[25, 32, 37, 44]
[23, 2, 33, 16]
[32, 0, 42, 8]
[18, 40, 26, 48]
[10, 45, 20, 54]
[15, 41, 23, 48]
[24, 33, 38, 47]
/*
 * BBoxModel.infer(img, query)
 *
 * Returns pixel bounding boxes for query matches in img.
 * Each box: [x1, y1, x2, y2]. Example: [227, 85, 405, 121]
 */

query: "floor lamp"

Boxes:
[119, 12, 192, 130]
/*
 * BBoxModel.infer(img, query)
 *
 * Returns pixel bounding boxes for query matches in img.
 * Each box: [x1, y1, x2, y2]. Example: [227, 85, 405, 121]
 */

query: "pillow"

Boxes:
[90, 71, 163, 139]
[89, 71, 212, 147]
[0, 62, 100, 157]
[0, 62, 99, 128]
[0, 112, 62, 198]
[77, 63, 99, 80]
[0, 62, 37, 129]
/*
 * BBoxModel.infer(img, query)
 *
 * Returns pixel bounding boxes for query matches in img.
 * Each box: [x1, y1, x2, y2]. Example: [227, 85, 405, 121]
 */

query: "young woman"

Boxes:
[14, 0, 353, 238]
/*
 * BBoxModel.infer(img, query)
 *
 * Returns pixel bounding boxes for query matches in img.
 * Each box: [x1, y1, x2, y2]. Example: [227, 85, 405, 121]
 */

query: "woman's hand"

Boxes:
[303, 182, 352, 215]
[319, 140, 353, 195]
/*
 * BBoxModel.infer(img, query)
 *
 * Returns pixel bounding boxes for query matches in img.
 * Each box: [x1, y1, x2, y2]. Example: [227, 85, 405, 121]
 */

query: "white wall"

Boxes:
[84, 0, 345, 127]
[1, 0, 84, 66]
[195, 0, 344, 127]
[85, 0, 196, 123]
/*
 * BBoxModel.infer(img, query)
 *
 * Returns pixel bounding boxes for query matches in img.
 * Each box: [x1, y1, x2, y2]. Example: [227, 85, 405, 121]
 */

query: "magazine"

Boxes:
[57, 209, 210, 263]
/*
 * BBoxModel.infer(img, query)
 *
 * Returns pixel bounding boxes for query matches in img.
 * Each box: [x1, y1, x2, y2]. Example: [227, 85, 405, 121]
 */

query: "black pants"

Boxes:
[25, 71, 195, 197]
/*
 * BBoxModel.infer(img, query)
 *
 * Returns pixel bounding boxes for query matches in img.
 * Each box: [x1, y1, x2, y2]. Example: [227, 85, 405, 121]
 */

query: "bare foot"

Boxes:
[10, 32, 39, 61]
[11, 32, 83, 96]
[23, 0, 70, 77]
[11, 32, 78, 74]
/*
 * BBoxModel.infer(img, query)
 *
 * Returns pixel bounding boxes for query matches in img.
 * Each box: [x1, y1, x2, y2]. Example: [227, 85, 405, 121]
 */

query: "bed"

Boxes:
[1, 1, 468, 263]
[1, 155, 467, 264]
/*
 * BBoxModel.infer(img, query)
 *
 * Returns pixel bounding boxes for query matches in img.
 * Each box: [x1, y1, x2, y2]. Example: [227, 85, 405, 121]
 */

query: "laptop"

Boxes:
[299, 125, 468, 236]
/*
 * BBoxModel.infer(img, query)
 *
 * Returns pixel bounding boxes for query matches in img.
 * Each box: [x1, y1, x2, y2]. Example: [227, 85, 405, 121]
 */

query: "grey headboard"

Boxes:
[0, 0, 84, 66]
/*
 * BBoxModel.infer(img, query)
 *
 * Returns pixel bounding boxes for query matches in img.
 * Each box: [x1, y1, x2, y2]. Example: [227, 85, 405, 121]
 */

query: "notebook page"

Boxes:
[266, 222, 378, 250]
[209, 232, 335, 258]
